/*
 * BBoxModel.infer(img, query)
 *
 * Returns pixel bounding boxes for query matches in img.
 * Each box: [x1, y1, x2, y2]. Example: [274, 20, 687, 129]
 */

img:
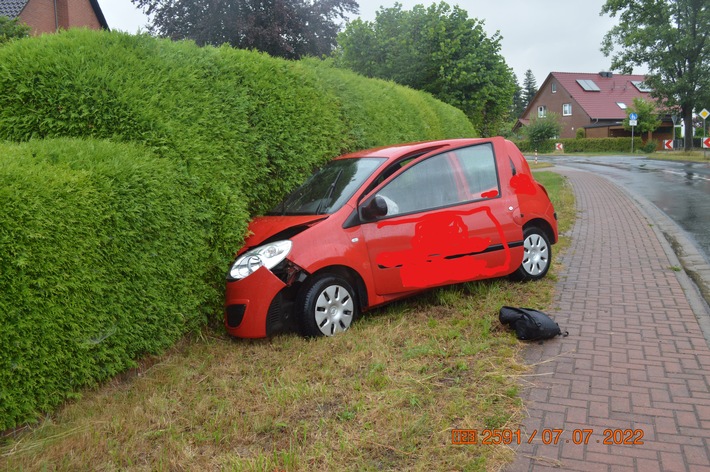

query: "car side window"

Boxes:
[451, 143, 500, 199]
[377, 154, 459, 215]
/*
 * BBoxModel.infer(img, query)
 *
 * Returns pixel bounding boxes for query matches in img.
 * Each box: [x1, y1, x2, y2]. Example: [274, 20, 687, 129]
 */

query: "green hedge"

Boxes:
[0, 30, 475, 214]
[302, 58, 476, 149]
[0, 139, 240, 427]
[0, 30, 475, 430]
[514, 137, 635, 153]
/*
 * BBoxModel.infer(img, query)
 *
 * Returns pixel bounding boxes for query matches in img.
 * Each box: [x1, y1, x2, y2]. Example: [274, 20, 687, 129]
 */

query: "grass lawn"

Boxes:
[648, 150, 710, 162]
[0, 172, 575, 472]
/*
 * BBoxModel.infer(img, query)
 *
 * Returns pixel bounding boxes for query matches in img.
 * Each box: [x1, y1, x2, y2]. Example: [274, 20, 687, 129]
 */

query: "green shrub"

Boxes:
[0, 30, 475, 429]
[642, 140, 658, 153]
[513, 137, 637, 154]
[0, 30, 474, 215]
[575, 128, 585, 139]
[0, 139, 247, 429]
[301, 58, 476, 149]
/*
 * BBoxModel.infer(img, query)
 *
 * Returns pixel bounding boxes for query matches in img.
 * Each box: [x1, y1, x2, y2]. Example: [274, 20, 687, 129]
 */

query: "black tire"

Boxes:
[511, 227, 552, 281]
[298, 274, 359, 337]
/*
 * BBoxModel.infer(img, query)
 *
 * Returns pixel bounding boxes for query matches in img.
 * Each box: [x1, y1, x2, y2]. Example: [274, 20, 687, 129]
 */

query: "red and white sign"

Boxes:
[664, 139, 674, 150]
[555, 143, 564, 151]
[703, 137, 710, 149]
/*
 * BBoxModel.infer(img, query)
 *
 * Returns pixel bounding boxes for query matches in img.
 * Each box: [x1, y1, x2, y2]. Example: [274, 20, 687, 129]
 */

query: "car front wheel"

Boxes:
[298, 275, 358, 337]
[513, 227, 551, 281]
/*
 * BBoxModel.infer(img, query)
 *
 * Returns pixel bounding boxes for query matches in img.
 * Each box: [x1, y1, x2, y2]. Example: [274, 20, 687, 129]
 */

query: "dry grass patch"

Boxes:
[1, 172, 574, 472]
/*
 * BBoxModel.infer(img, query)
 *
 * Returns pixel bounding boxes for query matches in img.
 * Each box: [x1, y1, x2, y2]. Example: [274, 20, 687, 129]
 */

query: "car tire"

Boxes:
[512, 227, 551, 281]
[298, 274, 359, 337]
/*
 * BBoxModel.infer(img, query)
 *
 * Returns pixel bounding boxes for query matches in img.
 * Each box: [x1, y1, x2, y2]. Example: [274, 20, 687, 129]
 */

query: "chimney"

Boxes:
[599, 71, 613, 78]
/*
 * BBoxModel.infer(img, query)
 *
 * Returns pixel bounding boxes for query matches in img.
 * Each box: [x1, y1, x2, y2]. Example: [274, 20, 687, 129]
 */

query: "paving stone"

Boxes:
[507, 169, 710, 471]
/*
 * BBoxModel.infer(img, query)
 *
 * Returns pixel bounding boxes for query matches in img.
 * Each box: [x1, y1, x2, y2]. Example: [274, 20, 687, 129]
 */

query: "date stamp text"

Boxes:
[451, 428, 644, 446]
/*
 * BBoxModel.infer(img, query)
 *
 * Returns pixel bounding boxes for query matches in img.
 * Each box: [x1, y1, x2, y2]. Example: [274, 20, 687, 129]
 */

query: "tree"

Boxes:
[511, 73, 525, 118]
[524, 112, 562, 152]
[521, 69, 537, 110]
[623, 97, 661, 134]
[0, 16, 30, 45]
[601, 0, 710, 150]
[131, 0, 358, 60]
[336, 2, 516, 136]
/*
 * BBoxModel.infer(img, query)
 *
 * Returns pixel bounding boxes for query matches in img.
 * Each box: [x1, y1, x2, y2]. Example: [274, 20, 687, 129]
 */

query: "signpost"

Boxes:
[664, 139, 673, 150]
[629, 113, 638, 153]
[701, 110, 709, 158]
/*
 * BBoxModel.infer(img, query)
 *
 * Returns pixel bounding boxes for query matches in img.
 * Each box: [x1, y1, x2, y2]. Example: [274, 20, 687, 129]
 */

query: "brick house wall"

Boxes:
[535, 77, 592, 139]
[517, 72, 674, 147]
[18, 0, 102, 35]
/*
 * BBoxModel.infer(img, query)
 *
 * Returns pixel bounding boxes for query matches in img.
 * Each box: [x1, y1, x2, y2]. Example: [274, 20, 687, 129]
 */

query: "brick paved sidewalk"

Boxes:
[507, 168, 710, 472]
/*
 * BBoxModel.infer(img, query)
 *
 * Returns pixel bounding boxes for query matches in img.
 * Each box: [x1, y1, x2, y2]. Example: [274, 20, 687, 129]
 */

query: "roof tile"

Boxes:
[0, 0, 29, 19]
[551, 72, 651, 120]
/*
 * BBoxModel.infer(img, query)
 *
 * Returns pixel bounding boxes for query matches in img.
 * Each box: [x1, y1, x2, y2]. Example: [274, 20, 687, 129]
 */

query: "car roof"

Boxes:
[334, 138, 489, 162]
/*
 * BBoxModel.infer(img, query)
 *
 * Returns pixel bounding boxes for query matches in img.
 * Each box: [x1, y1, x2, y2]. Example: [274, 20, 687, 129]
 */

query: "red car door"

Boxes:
[359, 142, 521, 296]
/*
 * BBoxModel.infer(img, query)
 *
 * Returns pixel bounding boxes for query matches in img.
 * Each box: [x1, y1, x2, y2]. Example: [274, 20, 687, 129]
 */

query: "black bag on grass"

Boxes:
[499, 306, 568, 341]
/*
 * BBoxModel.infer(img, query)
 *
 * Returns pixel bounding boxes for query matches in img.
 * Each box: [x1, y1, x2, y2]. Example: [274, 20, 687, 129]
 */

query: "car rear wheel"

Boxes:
[512, 227, 551, 281]
[298, 275, 358, 337]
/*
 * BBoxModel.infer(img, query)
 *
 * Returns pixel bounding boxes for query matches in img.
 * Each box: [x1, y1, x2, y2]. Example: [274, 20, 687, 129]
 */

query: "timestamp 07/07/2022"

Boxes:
[451, 428, 645, 446]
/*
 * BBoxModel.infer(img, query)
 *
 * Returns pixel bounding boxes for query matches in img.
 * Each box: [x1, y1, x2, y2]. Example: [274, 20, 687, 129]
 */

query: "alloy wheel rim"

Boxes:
[314, 285, 354, 336]
[522, 234, 549, 276]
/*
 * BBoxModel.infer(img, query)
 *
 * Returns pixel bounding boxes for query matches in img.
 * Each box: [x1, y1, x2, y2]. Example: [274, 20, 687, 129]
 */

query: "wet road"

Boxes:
[535, 154, 710, 264]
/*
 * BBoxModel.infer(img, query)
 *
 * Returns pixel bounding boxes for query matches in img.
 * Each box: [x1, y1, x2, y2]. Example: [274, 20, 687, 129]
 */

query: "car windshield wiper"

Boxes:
[315, 170, 343, 215]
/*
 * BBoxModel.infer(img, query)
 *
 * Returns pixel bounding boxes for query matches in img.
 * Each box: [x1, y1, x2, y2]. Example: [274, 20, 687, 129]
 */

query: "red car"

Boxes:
[225, 138, 558, 338]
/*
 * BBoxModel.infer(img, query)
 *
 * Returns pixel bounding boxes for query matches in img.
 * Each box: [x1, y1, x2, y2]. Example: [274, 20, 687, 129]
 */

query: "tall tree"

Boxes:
[336, 2, 516, 136]
[601, 0, 710, 150]
[131, 0, 358, 60]
[521, 69, 537, 110]
[511, 73, 525, 119]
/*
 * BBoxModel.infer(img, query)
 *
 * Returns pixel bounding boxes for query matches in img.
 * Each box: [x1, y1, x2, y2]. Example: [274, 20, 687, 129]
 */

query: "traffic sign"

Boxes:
[664, 140, 673, 150]
[700, 109, 710, 120]
[555, 143, 564, 151]
[629, 113, 638, 121]
[629, 120, 638, 126]
[703, 137, 710, 149]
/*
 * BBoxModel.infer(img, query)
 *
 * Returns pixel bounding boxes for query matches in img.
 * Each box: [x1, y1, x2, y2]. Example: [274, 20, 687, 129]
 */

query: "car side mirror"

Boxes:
[361, 195, 388, 221]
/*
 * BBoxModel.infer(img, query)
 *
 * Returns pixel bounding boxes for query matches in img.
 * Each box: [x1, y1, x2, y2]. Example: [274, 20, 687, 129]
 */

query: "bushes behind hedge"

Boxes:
[514, 137, 635, 154]
[0, 139, 242, 428]
[0, 30, 475, 429]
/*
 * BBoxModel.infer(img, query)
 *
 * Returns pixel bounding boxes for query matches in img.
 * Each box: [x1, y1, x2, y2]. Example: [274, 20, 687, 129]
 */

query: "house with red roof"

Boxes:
[516, 71, 673, 142]
[0, 0, 108, 35]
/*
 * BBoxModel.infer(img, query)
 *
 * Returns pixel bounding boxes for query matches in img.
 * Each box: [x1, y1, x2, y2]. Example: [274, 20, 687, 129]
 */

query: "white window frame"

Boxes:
[551, 83, 557, 93]
[537, 105, 547, 118]
[562, 103, 572, 116]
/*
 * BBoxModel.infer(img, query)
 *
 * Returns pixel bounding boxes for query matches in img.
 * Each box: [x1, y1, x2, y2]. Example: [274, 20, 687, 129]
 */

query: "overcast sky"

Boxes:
[97, 0, 647, 87]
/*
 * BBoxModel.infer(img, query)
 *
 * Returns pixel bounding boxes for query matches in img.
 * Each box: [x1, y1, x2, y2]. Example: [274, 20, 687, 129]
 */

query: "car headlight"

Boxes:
[228, 240, 292, 280]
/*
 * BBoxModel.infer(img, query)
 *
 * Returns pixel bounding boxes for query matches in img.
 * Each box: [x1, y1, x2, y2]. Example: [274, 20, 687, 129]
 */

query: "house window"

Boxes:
[551, 83, 557, 93]
[538, 106, 547, 118]
[617, 102, 627, 109]
[562, 103, 572, 116]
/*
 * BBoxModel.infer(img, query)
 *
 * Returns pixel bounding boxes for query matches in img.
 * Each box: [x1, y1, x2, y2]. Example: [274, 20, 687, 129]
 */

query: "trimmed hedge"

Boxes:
[0, 30, 475, 429]
[302, 58, 476, 149]
[514, 137, 635, 154]
[0, 139, 240, 427]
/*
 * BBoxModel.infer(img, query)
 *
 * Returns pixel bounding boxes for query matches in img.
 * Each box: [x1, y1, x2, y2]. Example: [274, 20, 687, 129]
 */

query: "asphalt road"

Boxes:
[537, 154, 710, 265]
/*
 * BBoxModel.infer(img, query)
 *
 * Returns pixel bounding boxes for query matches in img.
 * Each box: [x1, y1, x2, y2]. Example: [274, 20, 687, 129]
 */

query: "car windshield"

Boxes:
[271, 158, 386, 215]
